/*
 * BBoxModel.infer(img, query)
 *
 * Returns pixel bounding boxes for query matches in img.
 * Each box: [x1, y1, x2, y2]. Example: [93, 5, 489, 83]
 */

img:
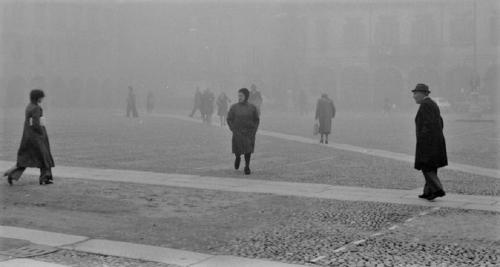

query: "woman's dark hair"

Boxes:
[30, 89, 45, 103]
[238, 88, 250, 102]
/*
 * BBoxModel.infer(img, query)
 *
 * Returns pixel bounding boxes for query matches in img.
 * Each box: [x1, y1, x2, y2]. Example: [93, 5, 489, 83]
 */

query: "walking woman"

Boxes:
[3, 89, 55, 185]
[315, 93, 336, 144]
[227, 88, 260, 175]
[216, 92, 230, 126]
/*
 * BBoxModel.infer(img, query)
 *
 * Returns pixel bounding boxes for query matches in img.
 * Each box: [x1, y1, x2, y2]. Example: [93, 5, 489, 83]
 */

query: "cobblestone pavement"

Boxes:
[34, 249, 179, 267]
[2, 111, 498, 196]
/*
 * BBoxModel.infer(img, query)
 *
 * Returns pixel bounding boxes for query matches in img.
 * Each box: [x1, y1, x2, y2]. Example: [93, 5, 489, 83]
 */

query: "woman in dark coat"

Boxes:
[412, 83, 447, 201]
[227, 88, 260, 175]
[315, 93, 336, 144]
[3, 89, 55, 185]
[216, 92, 230, 126]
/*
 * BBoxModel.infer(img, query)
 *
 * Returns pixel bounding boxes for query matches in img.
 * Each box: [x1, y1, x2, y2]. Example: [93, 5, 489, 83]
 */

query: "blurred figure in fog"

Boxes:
[315, 93, 336, 144]
[248, 84, 263, 113]
[227, 88, 260, 175]
[126, 86, 139, 118]
[216, 92, 230, 126]
[412, 83, 447, 201]
[189, 87, 202, 118]
[146, 91, 155, 114]
[4, 89, 55, 185]
[383, 97, 392, 115]
[201, 88, 215, 124]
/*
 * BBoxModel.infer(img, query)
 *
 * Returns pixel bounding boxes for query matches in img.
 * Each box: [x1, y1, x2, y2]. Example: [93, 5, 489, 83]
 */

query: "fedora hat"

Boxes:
[411, 83, 430, 93]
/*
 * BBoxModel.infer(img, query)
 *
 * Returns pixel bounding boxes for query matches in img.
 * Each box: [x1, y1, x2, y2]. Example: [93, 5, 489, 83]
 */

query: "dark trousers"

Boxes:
[6, 165, 52, 182]
[422, 168, 444, 195]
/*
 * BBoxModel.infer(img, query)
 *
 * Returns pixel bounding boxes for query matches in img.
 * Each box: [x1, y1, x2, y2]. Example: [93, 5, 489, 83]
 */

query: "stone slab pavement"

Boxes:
[0, 258, 69, 267]
[1, 160, 498, 212]
[156, 113, 500, 180]
[0, 226, 305, 267]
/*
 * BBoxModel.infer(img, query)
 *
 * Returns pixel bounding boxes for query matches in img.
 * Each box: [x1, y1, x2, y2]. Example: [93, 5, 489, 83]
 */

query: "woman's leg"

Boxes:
[39, 168, 53, 185]
[5, 166, 26, 185]
[320, 134, 324, 143]
[244, 153, 251, 175]
[325, 134, 329, 144]
[234, 154, 241, 170]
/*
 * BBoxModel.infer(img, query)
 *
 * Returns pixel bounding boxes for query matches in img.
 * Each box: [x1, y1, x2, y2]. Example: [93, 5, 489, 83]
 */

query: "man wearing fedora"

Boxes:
[412, 83, 447, 201]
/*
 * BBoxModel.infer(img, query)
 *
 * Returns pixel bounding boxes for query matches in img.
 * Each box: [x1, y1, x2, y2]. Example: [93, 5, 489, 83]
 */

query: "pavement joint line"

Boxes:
[1, 160, 499, 212]
[0, 226, 307, 267]
[156, 113, 500, 180]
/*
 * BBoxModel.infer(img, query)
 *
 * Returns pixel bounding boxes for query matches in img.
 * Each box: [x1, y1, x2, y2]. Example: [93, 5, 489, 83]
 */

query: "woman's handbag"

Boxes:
[313, 122, 319, 136]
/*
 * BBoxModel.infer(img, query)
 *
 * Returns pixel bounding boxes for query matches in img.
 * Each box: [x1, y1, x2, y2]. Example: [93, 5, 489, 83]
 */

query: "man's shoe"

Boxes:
[244, 166, 251, 175]
[234, 157, 241, 170]
[418, 194, 429, 199]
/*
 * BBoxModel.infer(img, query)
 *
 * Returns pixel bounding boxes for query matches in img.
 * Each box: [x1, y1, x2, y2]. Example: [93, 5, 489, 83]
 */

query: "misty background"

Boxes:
[0, 0, 498, 113]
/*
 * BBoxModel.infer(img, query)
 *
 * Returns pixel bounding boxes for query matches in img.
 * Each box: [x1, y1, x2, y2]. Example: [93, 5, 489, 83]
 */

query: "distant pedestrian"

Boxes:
[3, 89, 55, 185]
[201, 88, 215, 124]
[315, 93, 336, 144]
[126, 86, 139, 118]
[216, 92, 230, 126]
[248, 84, 263, 113]
[412, 83, 447, 201]
[227, 88, 260, 175]
[189, 87, 202, 118]
[383, 97, 392, 114]
[146, 91, 155, 114]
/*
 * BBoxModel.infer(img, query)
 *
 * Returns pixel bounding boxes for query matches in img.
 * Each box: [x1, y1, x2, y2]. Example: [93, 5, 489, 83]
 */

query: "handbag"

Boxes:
[313, 122, 319, 135]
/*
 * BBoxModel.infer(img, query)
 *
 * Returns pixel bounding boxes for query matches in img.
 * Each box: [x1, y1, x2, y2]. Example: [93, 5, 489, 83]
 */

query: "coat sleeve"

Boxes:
[226, 106, 235, 131]
[416, 103, 435, 141]
[30, 106, 44, 135]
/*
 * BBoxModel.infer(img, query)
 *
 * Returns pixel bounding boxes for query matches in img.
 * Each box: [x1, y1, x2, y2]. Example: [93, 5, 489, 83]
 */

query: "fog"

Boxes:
[0, 0, 498, 113]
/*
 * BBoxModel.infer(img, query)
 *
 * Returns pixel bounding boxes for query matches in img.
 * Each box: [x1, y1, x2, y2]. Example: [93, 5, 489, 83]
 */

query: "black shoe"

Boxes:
[244, 166, 251, 175]
[418, 194, 429, 199]
[234, 157, 241, 170]
[40, 179, 53, 185]
[435, 190, 446, 198]
[325, 140, 328, 144]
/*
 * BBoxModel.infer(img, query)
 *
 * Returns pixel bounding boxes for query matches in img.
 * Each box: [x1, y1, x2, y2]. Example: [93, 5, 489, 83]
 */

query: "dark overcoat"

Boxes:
[17, 103, 55, 169]
[315, 97, 336, 134]
[414, 97, 448, 170]
[226, 102, 260, 155]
